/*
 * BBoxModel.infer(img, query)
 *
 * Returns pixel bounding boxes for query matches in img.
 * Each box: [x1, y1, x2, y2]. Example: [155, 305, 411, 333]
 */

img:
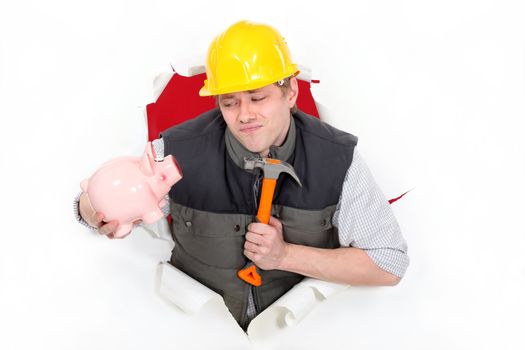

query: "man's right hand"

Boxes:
[79, 192, 120, 239]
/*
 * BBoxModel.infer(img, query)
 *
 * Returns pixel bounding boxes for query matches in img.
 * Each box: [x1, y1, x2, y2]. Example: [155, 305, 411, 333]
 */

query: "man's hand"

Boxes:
[244, 216, 289, 270]
[79, 192, 130, 239]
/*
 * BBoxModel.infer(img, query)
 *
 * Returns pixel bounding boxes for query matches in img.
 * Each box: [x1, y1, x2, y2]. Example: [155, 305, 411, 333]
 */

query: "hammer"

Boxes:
[237, 157, 302, 287]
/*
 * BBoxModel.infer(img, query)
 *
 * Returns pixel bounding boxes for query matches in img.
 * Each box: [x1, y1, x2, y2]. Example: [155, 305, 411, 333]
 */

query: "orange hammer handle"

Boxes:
[238, 177, 278, 286]
[256, 178, 277, 224]
[237, 262, 262, 287]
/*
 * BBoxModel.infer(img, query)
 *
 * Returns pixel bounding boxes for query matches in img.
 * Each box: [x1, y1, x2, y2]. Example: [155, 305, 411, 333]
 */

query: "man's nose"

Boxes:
[238, 100, 256, 123]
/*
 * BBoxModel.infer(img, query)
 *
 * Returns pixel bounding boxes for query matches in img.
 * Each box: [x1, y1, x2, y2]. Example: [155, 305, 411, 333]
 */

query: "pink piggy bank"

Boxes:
[80, 142, 182, 238]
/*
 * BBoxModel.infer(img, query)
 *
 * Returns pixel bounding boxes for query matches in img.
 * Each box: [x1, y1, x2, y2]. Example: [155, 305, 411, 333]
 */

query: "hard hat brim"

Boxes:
[199, 69, 300, 97]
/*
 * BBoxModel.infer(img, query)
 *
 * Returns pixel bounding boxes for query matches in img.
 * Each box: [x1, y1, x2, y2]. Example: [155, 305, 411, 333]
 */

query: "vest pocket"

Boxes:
[274, 205, 339, 248]
[170, 202, 251, 269]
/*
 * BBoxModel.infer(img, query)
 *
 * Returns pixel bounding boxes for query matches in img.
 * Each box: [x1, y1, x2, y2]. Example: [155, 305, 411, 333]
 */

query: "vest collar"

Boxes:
[225, 115, 296, 171]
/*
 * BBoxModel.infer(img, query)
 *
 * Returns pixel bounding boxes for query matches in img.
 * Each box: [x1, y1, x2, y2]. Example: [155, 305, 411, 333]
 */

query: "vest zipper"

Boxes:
[253, 170, 263, 211]
[251, 170, 262, 319]
[252, 285, 260, 314]
[248, 152, 273, 321]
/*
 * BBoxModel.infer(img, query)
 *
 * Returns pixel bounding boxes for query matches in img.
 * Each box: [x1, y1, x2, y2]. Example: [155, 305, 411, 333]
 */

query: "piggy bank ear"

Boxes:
[140, 143, 155, 176]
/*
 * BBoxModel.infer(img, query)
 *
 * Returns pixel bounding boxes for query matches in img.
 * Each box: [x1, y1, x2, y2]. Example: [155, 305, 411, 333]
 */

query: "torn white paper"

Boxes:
[247, 278, 349, 341]
[155, 261, 349, 341]
[155, 261, 223, 315]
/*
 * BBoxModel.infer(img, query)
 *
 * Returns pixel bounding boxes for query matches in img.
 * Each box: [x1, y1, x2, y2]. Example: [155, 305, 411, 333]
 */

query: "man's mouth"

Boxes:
[240, 125, 262, 134]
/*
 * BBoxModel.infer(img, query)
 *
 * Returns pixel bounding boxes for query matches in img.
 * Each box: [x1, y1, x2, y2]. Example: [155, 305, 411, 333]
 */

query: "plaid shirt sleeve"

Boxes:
[333, 149, 409, 278]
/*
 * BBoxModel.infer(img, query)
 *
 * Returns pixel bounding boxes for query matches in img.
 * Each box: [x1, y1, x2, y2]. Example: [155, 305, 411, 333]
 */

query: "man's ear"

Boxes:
[288, 76, 299, 108]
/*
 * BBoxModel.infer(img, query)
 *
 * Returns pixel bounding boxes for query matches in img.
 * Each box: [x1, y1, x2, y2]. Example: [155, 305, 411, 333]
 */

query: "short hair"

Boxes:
[274, 76, 298, 113]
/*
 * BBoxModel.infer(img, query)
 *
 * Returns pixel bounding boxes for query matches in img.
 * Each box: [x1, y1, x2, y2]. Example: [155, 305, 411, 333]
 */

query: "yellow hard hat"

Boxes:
[199, 20, 299, 96]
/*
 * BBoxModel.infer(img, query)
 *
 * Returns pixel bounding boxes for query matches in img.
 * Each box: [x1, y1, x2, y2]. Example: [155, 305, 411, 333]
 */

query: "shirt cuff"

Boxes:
[365, 248, 410, 278]
[73, 192, 96, 230]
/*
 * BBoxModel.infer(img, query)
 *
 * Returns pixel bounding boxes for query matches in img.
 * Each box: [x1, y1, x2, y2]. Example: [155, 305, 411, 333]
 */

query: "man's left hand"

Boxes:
[244, 216, 288, 270]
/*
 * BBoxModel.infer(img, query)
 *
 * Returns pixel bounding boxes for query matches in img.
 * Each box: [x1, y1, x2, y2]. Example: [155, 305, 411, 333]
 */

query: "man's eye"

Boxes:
[222, 101, 237, 108]
[252, 96, 266, 102]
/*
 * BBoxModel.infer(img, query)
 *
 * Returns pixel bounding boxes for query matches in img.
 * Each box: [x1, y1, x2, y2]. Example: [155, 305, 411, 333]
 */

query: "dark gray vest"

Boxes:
[161, 108, 357, 328]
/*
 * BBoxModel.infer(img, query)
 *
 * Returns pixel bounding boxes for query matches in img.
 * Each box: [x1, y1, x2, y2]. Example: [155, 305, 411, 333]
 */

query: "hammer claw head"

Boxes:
[280, 161, 302, 187]
[243, 157, 302, 187]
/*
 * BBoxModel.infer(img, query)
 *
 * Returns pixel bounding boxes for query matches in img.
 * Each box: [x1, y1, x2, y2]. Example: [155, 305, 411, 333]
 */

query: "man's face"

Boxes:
[218, 78, 299, 156]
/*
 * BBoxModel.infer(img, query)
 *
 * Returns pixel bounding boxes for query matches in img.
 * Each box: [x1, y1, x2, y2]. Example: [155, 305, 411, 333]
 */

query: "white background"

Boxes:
[1, 0, 524, 349]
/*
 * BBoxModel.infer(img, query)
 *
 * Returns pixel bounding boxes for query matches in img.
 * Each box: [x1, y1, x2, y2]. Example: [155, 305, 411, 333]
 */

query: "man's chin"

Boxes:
[242, 142, 266, 156]
[247, 147, 265, 155]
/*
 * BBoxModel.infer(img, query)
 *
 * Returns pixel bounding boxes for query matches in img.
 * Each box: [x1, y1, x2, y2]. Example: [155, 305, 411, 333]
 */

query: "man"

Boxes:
[75, 20, 409, 330]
